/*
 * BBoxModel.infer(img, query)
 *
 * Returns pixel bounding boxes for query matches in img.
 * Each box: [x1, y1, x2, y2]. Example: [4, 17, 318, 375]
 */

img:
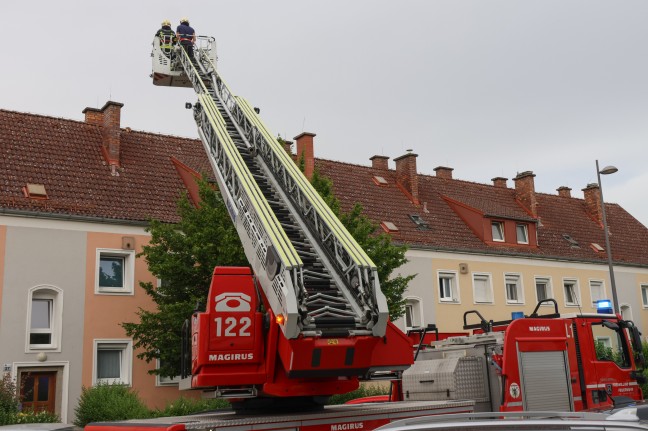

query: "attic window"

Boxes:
[409, 214, 430, 230]
[23, 183, 48, 199]
[381, 221, 399, 233]
[373, 176, 388, 186]
[562, 234, 580, 249]
[590, 243, 605, 253]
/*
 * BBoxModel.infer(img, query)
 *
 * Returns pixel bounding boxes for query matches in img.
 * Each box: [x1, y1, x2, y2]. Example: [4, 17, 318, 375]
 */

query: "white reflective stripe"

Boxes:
[506, 402, 524, 407]
[586, 382, 638, 389]
[573, 396, 582, 401]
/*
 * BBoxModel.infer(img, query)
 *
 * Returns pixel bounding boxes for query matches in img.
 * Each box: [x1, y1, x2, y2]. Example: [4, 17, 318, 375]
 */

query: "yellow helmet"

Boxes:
[180, 17, 189, 24]
[161, 19, 171, 26]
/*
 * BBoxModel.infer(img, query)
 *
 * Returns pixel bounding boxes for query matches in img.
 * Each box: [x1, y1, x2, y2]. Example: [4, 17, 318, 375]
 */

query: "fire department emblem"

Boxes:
[509, 382, 521, 399]
[606, 384, 613, 395]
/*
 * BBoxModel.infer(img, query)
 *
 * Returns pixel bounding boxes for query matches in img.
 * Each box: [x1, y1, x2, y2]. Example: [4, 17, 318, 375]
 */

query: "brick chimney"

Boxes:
[83, 101, 124, 170]
[434, 166, 454, 179]
[370, 155, 389, 170]
[513, 171, 537, 216]
[557, 186, 572, 198]
[394, 152, 419, 205]
[294, 132, 315, 179]
[492, 177, 508, 188]
[582, 183, 603, 224]
[282, 140, 293, 156]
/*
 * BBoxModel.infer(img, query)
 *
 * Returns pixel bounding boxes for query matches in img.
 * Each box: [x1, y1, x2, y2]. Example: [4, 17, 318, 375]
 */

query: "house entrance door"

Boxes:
[20, 371, 56, 413]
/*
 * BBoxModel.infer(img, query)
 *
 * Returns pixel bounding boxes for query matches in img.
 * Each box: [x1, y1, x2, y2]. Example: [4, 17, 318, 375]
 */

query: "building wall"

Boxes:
[0, 222, 86, 423]
[395, 248, 648, 336]
[0, 216, 193, 422]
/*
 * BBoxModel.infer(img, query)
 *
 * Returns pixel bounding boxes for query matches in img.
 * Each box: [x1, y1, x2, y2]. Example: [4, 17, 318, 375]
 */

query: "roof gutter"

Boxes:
[0, 207, 152, 227]
[400, 243, 648, 270]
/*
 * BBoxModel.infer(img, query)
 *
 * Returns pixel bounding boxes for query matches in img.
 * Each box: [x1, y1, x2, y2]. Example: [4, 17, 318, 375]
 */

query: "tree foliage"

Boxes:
[122, 179, 247, 377]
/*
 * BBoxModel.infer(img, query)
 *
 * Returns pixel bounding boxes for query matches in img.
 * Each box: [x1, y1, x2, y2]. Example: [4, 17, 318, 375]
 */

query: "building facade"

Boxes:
[1, 101, 648, 421]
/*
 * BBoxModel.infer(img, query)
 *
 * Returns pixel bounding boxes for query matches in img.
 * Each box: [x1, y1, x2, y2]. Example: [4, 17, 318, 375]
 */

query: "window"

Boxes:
[404, 298, 422, 330]
[156, 359, 181, 386]
[473, 273, 493, 304]
[563, 279, 580, 306]
[96, 249, 135, 294]
[589, 280, 605, 306]
[535, 277, 552, 303]
[438, 271, 459, 303]
[592, 323, 630, 368]
[409, 214, 430, 230]
[26, 286, 62, 352]
[491, 222, 504, 242]
[516, 224, 529, 244]
[505, 274, 524, 304]
[642, 284, 648, 308]
[93, 340, 132, 385]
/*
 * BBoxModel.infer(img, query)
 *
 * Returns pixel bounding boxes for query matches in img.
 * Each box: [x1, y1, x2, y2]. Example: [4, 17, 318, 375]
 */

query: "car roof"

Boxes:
[375, 410, 648, 431]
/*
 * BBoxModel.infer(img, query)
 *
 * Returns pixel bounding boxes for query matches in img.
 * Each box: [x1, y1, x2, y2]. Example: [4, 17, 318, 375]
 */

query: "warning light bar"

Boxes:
[596, 299, 613, 314]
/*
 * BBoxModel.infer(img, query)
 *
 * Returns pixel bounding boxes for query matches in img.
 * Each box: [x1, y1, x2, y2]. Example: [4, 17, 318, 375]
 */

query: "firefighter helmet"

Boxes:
[180, 17, 189, 24]
[162, 19, 171, 26]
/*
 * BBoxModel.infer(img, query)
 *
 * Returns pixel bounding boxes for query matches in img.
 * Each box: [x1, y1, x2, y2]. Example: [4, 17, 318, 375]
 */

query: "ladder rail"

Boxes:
[196, 49, 388, 336]
[177, 47, 303, 339]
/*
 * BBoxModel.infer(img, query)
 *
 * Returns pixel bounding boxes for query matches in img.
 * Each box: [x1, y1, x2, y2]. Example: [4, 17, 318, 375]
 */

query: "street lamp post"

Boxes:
[596, 160, 619, 314]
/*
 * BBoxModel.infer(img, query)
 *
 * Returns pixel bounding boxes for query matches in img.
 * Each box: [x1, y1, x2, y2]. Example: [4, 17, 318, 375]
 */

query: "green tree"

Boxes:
[309, 168, 413, 320]
[122, 178, 247, 378]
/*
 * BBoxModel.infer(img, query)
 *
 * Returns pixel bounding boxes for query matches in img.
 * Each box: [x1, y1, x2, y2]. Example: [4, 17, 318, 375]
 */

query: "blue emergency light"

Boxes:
[596, 299, 613, 314]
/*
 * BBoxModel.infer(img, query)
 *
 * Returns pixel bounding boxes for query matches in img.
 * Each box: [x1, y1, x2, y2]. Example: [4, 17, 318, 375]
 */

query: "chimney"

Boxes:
[434, 166, 454, 179]
[370, 155, 389, 170]
[83, 101, 124, 169]
[394, 152, 419, 205]
[294, 132, 316, 179]
[492, 177, 508, 188]
[513, 171, 537, 216]
[282, 140, 293, 156]
[582, 183, 603, 224]
[557, 186, 572, 198]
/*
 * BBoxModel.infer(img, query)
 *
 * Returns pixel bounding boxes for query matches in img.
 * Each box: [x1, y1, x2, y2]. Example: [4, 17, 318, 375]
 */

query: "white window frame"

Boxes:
[504, 273, 524, 305]
[93, 339, 133, 386]
[589, 279, 606, 307]
[516, 224, 529, 244]
[95, 249, 135, 295]
[491, 221, 505, 242]
[25, 286, 63, 353]
[563, 278, 581, 307]
[156, 359, 181, 386]
[404, 297, 424, 330]
[641, 284, 648, 308]
[534, 276, 553, 305]
[595, 336, 612, 349]
[473, 273, 494, 304]
[438, 271, 460, 303]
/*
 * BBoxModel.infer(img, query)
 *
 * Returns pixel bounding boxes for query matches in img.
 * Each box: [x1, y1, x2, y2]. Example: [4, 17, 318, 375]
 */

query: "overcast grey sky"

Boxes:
[3, 1, 648, 227]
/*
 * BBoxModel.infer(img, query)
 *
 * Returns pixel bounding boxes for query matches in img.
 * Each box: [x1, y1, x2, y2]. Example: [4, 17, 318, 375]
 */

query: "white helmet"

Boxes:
[180, 17, 189, 24]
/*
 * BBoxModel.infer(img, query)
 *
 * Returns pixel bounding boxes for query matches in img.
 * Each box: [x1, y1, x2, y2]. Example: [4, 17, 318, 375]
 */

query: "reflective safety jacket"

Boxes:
[156, 26, 177, 50]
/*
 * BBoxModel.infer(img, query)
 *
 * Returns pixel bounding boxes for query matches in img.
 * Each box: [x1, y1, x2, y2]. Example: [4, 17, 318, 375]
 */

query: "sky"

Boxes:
[3, 1, 648, 227]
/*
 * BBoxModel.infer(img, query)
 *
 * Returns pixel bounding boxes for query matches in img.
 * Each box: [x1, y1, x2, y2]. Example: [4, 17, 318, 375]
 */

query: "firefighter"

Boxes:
[155, 19, 177, 57]
[176, 17, 196, 59]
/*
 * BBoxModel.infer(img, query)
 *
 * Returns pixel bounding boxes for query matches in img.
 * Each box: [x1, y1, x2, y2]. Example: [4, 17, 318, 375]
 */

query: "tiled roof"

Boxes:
[2, 106, 647, 267]
[316, 159, 648, 267]
[0, 108, 212, 223]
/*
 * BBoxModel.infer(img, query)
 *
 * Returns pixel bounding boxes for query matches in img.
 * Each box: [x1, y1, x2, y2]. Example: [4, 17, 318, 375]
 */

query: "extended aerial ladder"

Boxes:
[152, 36, 412, 405]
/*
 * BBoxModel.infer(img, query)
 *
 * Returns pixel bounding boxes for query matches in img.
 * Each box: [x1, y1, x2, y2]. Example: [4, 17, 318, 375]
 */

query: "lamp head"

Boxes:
[600, 165, 618, 175]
